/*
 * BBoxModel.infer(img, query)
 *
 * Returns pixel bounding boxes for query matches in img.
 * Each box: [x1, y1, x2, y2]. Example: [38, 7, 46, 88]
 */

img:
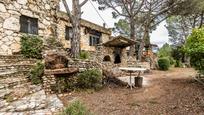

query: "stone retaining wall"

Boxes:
[42, 60, 103, 94]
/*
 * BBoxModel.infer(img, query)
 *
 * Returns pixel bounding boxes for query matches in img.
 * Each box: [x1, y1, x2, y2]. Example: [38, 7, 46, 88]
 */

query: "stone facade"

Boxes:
[0, 0, 111, 55]
[95, 45, 129, 69]
[57, 12, 111, 52]
[0, 0, 60, 55]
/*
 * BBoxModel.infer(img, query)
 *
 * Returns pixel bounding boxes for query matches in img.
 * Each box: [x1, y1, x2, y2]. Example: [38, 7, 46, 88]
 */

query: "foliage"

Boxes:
[29, 61, 44, 85]
[113, 19, 130, 37]
[20, 35, 43, 59]
[53, 75, 77, 93]
[158, 58, 170, 71]
[185, 27, 204, 74]
[60, 100, 92, 115]
[158, 43, 172, 58]
[168, 56, 176, 65]
[175, 60, 183, 67]
[77, 69, 103, 90]
[79, 51, 89, 60]
[171, 46, 185, 61]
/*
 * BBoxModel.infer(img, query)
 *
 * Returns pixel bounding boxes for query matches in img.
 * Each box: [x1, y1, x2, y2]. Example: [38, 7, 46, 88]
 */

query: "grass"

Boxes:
[60, 100, 92, 115]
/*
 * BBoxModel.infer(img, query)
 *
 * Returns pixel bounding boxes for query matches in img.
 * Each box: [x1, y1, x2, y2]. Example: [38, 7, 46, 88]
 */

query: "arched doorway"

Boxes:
[114, 48, 122, 64]
[103, 55, 111, 62]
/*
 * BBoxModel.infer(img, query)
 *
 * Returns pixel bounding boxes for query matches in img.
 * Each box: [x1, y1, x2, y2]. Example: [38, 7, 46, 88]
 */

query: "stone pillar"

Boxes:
[42, 75, 56, 94]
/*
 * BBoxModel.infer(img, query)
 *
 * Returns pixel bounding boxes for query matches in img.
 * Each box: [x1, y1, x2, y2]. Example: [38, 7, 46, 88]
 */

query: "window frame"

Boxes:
[65, 26, 73, 40]
[20, 15, 38, 35]
[89, 34, 100, 46]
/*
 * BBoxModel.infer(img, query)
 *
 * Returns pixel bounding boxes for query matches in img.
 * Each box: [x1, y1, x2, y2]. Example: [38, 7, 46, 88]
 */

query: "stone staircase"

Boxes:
[0, 55, 37, 90]
[0, 55, 64, 114]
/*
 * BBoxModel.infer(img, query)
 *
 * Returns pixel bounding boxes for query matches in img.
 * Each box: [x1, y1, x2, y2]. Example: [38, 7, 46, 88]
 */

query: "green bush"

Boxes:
[60, 100, 92, 115]
[53, 76, 77, 93]
[158, 58, 170, 71]
[20, 35, 43, 59]
[168, 56, 176, 65]
[175, 60, 183, 67]
[185, 27, 204, 75]
[29, 61, 44, 85]
[79, 51, 89, 60]
[77, 69, 102, 90]
[158, 43, 172, 58]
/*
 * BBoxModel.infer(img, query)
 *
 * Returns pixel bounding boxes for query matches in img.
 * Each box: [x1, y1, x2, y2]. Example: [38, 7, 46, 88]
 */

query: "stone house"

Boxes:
[0, 0, 111, 55]
[0, 0, 141, 68]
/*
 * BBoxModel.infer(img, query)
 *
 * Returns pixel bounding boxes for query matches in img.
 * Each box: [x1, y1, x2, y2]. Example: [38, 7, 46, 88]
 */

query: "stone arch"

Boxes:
[103, 55, 111, 62]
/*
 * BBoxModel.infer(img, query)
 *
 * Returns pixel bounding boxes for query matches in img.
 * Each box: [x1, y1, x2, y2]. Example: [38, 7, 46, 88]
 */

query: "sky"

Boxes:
[60, 0, 169, 47]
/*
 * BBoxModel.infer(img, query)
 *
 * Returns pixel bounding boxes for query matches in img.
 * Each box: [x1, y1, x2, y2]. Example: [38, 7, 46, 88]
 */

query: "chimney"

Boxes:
[103, 23, 106, 28]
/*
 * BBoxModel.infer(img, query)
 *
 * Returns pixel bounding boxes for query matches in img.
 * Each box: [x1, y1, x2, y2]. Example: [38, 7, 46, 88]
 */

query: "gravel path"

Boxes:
[61, 68, 204, 115]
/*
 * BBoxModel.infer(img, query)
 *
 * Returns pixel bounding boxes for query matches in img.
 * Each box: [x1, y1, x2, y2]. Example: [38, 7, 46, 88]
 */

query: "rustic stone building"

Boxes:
[0, 0, 111, 55]
[0, 0, 60, 55]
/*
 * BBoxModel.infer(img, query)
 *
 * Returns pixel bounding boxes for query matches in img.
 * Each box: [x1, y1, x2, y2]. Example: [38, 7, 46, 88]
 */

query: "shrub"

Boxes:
[29, 61, 44, 85]
[20, 35, 43, 59]
[53, 76, 77, 93]
[168, 56, 176, 65]
[175, 60, 183, 67]
[185, 27, 204, 75]
[60, 100, 91, 115]
[79, 51, 89, 60]
[77, 69, 103, 90]
[158, 43, 172, 58]
[158, 58, 170, 71]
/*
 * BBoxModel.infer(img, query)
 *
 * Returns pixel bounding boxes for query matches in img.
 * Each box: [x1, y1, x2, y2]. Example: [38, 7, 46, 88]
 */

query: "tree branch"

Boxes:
[107, 1, 129, 17]
[133, 0, 145, 17]
[62, 0, 74, 24]
[121, 0, 131, 16]
[80, 0, 88, 7]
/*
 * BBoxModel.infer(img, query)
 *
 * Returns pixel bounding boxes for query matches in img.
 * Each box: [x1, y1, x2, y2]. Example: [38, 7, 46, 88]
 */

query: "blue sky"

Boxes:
[60, 0, 169, 47]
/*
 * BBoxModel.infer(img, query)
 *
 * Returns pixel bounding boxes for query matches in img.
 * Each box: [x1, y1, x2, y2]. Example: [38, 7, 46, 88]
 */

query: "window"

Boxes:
[89, 34, 100, 46]
[65, 26, 73, 40]
[20, 15, 38, 35]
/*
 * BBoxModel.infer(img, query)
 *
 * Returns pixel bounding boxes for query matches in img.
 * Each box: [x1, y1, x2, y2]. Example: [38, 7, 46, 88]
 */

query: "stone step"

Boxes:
[0, 76, 28, 89]
[0, 73, 30, 90]
[0, 99, 8, 109]
[0, 90, 48, 112]
[0, 70, 29, 79]
[0, 64, 34, 71]
[0, 55, 25, 60]
[0, 59, 37, 65]
[0, 89, 11, 99]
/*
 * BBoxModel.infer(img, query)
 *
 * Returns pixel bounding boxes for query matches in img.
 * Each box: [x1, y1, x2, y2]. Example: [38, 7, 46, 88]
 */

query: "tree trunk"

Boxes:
[129, 18, 136, 57]
[71, 0, 81, 58]
[199, 12, 204, 28]
[138, 25, 149, 62]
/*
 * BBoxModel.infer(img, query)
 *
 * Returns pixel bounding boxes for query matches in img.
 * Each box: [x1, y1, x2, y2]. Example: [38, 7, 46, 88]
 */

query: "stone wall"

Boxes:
[57, 17, 111, 52]
[95, 45, 129, 68]
[42, 60, 103, 94]
[0, 0, 60, 55]
[0, 0, 112, 55]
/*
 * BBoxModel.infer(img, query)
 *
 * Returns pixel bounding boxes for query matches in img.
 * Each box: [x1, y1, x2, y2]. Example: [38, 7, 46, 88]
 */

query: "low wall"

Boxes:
[42, 60, 103, 94]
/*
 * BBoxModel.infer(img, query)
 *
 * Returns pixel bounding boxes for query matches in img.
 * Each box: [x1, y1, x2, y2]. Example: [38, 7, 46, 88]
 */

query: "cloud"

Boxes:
[150, 21, 169, 47]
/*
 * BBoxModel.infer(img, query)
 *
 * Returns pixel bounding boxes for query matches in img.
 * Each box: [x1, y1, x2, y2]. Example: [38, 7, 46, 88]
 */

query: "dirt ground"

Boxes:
[60, 68, 204, 115]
